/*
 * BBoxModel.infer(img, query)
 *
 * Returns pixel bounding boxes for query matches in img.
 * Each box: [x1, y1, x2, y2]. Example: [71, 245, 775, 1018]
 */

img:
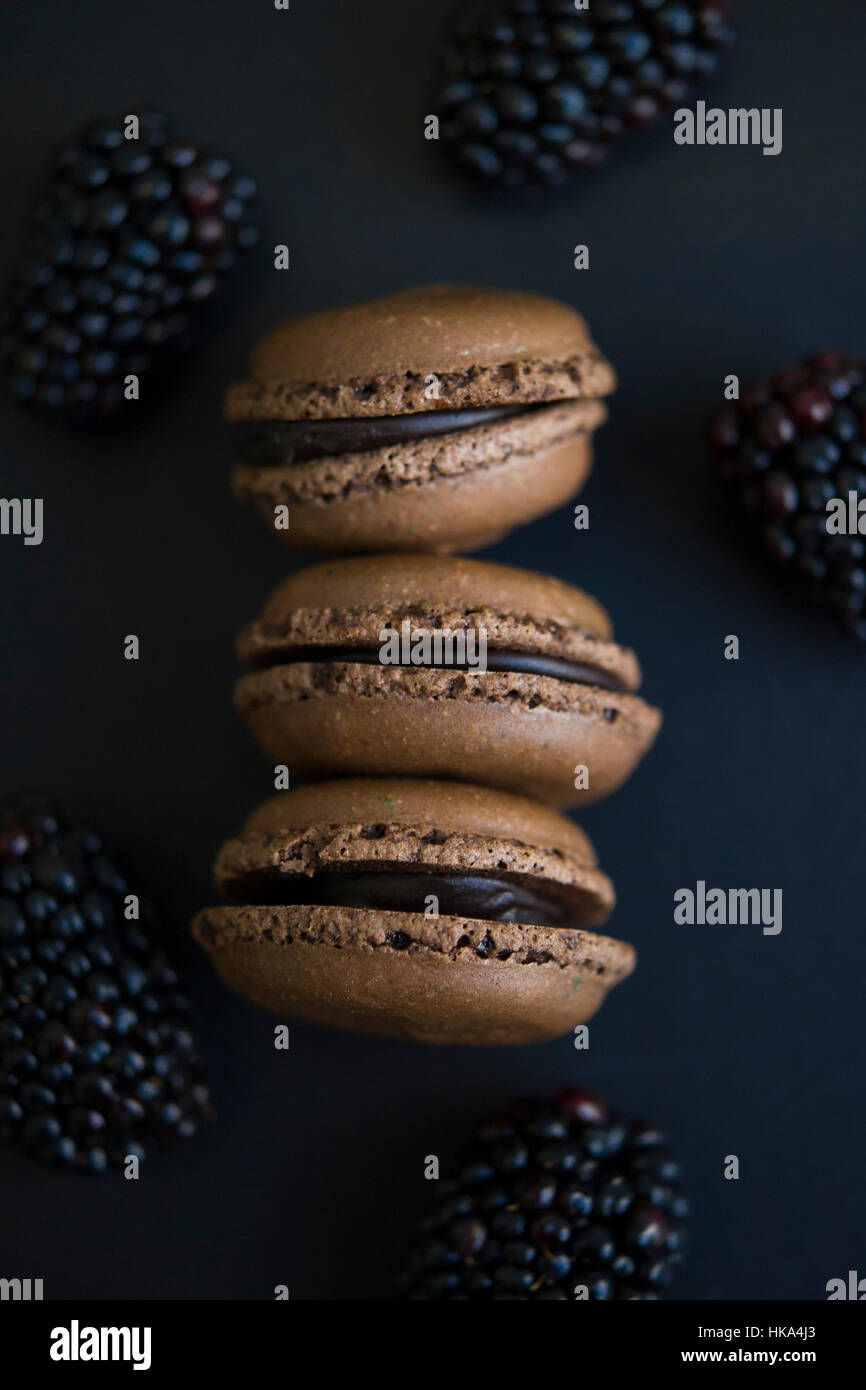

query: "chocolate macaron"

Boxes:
[235, 554, 661, 807]
[225, 284, 615, 554]
[191, 778, 633, 1045]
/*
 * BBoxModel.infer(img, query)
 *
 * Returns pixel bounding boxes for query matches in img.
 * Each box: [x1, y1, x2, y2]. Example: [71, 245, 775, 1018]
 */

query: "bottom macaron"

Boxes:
[191, 779, 634, 1046]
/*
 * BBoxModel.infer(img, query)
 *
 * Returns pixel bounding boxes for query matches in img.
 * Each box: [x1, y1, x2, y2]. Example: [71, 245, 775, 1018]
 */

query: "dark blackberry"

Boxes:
[0, 793, 212, 1171]
[708, 352, 866, 637]
[0, 109, 257, 422]
[398, 1089, 688, 1300]
[434, 1, 733, 189]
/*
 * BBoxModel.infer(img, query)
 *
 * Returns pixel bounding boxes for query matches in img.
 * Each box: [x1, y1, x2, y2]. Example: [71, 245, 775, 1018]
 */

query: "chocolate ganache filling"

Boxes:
[230, 403, 540, 463]
[231, 868, 590, 929]
[247, 644, 628, 695]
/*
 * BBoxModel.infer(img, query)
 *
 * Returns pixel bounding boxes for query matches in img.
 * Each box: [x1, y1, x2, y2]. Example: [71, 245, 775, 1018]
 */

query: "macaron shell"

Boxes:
[231, 400, 603, 555]
[191, 904, 635, 1046]
[235, 777, 601, 861]
[225, 284, 616, 421]
[242, 552, 615, 644]
[234, 665, 661, 807]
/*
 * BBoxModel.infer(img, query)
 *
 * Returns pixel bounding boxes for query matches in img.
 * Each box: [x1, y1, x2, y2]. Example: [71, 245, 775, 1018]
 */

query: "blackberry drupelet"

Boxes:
[0, 108, 257, 422]
[708, 352, 866, 638]
[434, 0, 733, 189]
[0, 793, 212, 1171]
[398, 1088, 688, 1299]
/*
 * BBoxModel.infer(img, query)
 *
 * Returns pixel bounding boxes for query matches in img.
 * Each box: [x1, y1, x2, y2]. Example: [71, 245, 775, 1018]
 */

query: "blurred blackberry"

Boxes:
[434, 0, 733, 189]
[0, 108, 258, 422]
[0, 793, 213, 1172]
[708, 352, 866, 638]
[397, 1088, 688, 1299]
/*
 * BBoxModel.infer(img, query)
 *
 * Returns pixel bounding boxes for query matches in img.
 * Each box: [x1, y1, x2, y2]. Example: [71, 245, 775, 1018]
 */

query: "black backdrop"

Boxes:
[1, 0, 864, 1300]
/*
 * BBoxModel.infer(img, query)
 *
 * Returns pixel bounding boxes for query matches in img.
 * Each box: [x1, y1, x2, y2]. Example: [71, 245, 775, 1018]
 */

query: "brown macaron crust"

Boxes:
[235, 554, 661, 808]
[191, 778, 633, 1045]
[225, 284, 616, 554]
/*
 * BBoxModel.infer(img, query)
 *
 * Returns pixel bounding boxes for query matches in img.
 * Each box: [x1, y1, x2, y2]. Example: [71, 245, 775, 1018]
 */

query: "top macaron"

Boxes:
[225, 284, 615, 554]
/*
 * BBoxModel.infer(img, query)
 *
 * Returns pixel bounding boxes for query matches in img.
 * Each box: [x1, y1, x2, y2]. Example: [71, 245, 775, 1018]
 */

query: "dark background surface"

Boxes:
[1, 0, 864, 1301]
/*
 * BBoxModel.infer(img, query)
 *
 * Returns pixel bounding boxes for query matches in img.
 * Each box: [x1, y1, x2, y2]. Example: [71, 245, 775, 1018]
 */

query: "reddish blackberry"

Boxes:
[708, 352, 866, 638]
[434, 0, 733, 189]
[0, 793, 212, 1171]
[398, 1088, 688, 1299]
[0, 108, 257, 422]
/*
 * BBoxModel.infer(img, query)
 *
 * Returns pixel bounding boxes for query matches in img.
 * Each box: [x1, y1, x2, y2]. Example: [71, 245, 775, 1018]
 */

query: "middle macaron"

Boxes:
[235, 554, 661, 807]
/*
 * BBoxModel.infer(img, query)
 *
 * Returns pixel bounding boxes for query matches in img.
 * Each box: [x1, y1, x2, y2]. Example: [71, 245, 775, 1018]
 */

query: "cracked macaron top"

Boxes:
[224, 285, 615, 553]
[237, 552, 641, 694]
[191, 779, 632, 1045]
[225, 283, 616, 422]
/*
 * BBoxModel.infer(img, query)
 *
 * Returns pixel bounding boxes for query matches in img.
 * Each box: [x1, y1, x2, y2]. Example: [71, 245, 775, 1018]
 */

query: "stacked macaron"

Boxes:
[234, 554, 658, 808]
[224, 284, 614, 553]
[193, 284, 659, 1045]
[192, 779, 631, 1046]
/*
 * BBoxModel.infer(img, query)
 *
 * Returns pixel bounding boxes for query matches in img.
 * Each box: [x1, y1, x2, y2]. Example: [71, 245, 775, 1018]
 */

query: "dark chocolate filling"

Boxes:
[229, 403, 536, 463]
[247, 644, 627, 694]
[229, 867, 587, 929]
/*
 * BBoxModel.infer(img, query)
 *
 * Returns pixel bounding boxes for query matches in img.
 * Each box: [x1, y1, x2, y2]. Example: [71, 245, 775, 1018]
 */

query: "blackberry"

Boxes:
[398, 1088, 688, 1299]
[0, 793, 212, 1171]
[434, 1, 733, 189]
[708, 352, 866, 638]
[0, 108, 257, 422]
